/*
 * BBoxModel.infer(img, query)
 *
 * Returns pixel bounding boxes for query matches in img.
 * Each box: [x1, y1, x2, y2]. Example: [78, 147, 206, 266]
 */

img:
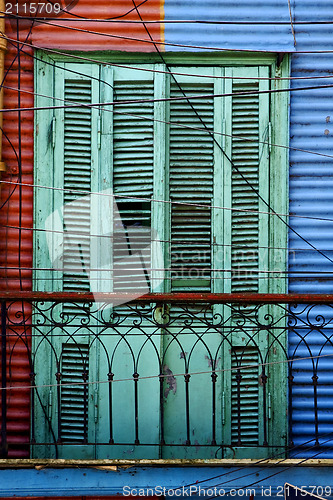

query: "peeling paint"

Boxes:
[163, 365, 177, 397]
[205, 355, 213, 367]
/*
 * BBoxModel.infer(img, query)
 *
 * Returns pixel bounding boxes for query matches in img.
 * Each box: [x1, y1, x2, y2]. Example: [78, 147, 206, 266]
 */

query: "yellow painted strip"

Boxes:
[160, 0, 165, 50]
[1, 458, 333, 468]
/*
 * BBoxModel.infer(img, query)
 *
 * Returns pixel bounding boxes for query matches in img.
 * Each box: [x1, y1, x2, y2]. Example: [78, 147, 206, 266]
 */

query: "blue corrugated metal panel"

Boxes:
[164, 0, 333, 52]
[289, 50, 333, 457]
[164, 0, 295, 51]
[289, 55, 333, 295]
[293, 0, 333, 51]
[288, 317, 333, 457]
[0, 465, 333, 497]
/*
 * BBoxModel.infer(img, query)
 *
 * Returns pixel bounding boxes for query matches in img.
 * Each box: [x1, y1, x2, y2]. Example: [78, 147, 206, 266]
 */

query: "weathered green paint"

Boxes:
[34, 53, 289, 460]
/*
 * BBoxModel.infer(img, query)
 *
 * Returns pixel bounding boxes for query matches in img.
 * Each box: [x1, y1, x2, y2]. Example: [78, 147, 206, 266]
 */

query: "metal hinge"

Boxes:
[222, 391, 225, 425]
[94, 387, 99, 423]
[222, 119, 226, 149]
[97, 114, 101, 149]
[48, 389, 52, 418]
[268, 122, 272, 153]
[268, 392, 272, 419]
[52, 117, 56, 148]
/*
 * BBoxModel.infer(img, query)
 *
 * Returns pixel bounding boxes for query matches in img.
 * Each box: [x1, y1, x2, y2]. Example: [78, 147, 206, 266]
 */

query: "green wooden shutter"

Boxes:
[224, 67, 270, 294]
[62, 78, 92, 298]
[223, 67, 270, 458]
[112, 77, 154, 294]
[231, 80, 260, 292]
[169, 80, 214, 292]
[33, 65, 100, 458]
[231, 347, 260, 446]
[60, 343, 89, 442]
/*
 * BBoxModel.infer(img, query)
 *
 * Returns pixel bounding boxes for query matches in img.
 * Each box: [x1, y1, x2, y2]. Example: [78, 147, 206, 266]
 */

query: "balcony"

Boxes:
[1, 292, 333, 460]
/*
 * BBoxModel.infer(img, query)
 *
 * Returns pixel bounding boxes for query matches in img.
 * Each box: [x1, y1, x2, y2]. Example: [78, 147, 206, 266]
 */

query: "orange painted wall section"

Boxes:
[32, 0, 165, 51]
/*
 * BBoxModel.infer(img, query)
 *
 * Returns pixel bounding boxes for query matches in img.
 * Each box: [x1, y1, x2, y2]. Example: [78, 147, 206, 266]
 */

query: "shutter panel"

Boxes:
[169, 82, 214, 292]
[223, 68, 270, 457]
[231, 81, 260, 292]
[231, 347, 260, 445]
[112, 80, 154, 294]
[60, 343, 89, 442]
[62, 79, 92, 298]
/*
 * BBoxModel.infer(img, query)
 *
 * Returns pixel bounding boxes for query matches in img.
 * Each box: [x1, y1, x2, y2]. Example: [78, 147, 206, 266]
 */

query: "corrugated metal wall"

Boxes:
[0, 18, 34, 457]
[0, 0, 163, 459]
[31, 0, 163, 50]
[1, 0, 333, 458]
[163, 0, 333, 460]
[164, 0, 294, 51]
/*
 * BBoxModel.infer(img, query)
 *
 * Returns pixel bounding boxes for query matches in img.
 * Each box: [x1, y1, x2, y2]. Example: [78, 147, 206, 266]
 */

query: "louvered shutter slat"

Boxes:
[60, 344, 89, 442]
[113, 80, 154, 296]
[231, 347, 260, 445]
[63, 80, 92, 302]
[231, 82, 260, 292]
[169, 83, 214, 292]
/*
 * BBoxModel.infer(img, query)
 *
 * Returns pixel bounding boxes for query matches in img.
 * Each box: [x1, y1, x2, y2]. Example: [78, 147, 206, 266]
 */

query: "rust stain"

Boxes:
[205, 355, 213, 367]
[163, 365, 177, 397]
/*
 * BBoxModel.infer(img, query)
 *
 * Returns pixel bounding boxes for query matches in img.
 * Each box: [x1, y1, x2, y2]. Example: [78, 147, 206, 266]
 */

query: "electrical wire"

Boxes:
[0, 8, 38, 291]
[3, 34, 333, 83]
[40, 0, 150, 21]
[174, 437, 333, 494]
[168, 432, 333, 494]
[1, 352, 333, 392]
[198, 443, 333, 499]
[3, 180, 333, 231]
[2, 276, 332, 282]
[6, 10, 333, 24]
[5, 16, 333, 25]
[2, 12, 333, 281]
[2, 37, 333, 165]
[5, 72, 333, 162]
[2, 59, 330, 270]
[5, 12, 333, 53]
[0, 220, 327, 252]
[0, 2, 330, 477]
[130, 0, 333, 270]
[3, 77, 333, 113]
[2, 186, 333, 224]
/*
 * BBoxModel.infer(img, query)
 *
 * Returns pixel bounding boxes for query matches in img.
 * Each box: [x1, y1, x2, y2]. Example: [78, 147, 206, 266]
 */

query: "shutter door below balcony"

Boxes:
[60, 343, 89, 443]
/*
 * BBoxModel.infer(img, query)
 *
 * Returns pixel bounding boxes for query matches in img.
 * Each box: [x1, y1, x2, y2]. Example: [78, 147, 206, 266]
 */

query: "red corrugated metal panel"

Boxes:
[32, 0, 164, 51]
[0, 19, 34, 458]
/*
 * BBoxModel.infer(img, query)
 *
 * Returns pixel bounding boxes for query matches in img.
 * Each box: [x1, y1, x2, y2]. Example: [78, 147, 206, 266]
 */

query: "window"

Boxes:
[33, 54, 289, 459]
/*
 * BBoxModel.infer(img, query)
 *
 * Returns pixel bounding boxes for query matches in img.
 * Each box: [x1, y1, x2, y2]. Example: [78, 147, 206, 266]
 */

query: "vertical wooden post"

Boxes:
[0, 0, 6, 185]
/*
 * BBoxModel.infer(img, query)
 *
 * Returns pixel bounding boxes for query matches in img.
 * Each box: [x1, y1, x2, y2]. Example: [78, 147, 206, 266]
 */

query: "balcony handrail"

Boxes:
[1, 291, 333, 303]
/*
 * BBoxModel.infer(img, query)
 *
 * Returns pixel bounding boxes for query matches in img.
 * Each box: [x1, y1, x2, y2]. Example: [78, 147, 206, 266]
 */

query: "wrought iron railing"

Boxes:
[1, 292, 333, 460]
